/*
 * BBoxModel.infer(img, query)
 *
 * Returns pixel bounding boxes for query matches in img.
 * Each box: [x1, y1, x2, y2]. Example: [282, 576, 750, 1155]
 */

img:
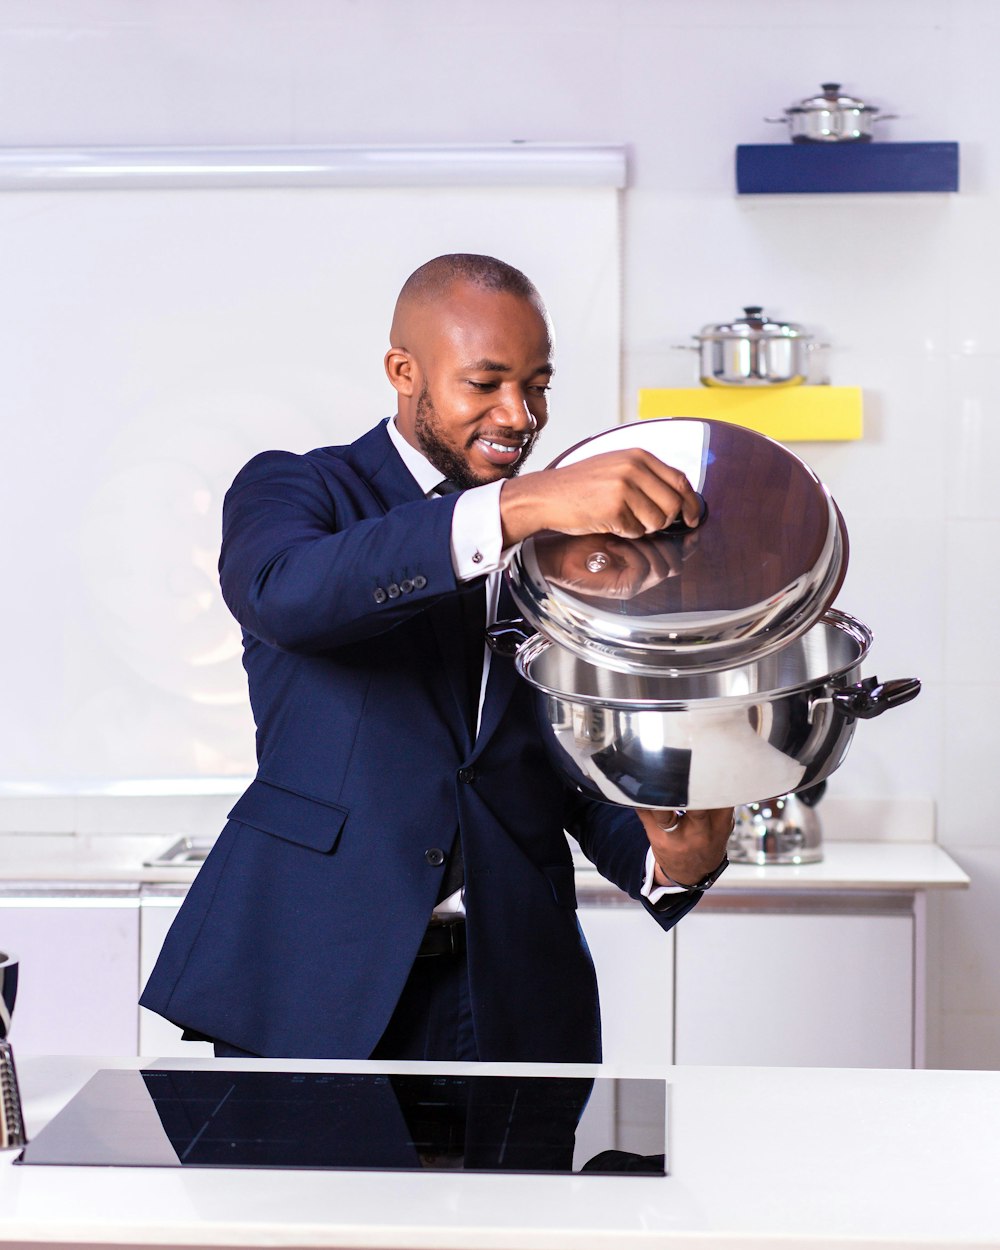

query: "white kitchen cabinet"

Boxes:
[674, 891, 916, 1068]
[0, 887, 140, 1056]
[143, 892, 676, 1066]
[138, 889, 213, 1057]
[580, 904, 674, 1067]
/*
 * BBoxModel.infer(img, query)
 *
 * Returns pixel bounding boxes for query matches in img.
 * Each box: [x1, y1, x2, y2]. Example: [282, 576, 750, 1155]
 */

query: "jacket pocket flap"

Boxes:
[543, 865, 578, 909]
[228, 779, 347, 853]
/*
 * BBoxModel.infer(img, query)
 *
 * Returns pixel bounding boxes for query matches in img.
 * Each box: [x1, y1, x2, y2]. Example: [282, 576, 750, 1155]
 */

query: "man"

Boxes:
[140, 254, 733, 1062]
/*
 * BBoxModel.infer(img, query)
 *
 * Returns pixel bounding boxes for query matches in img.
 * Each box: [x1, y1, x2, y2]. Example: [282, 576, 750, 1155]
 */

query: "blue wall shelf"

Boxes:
[736, 142, 959, 194]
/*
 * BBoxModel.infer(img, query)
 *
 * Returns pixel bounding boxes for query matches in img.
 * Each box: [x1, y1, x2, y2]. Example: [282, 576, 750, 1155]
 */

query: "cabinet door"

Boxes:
[580, 906, 674, 1068]
[0, 894, 140, 1056]
[674, 893, 914, 1068]
[139, 895, 213, 1057]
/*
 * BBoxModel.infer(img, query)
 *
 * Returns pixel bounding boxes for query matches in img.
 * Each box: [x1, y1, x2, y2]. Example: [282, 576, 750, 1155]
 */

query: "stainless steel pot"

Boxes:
[489, 612, 919, 811]
[693, 307, 815, 388]
[765, 83, 897, 143]
[489, 418, 919, 810]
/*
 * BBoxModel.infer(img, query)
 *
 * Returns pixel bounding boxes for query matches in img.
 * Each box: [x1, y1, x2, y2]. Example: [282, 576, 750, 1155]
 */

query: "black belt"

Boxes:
[417, 918, 466, 958]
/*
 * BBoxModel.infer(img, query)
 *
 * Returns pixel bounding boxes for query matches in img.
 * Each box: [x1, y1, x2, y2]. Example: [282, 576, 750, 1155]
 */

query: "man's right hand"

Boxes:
[498, 449, 703, 546]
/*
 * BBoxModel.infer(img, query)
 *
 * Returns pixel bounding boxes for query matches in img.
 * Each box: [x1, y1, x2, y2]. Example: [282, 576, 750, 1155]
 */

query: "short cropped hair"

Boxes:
[398, 253, 539, 305]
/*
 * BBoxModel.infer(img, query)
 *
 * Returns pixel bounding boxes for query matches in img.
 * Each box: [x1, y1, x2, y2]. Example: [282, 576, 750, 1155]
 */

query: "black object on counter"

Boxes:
[16, 1068, 667, 1176]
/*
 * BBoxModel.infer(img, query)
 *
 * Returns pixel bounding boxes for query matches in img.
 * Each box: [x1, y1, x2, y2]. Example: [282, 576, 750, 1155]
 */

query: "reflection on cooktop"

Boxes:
[17, 1069, 667, 1175]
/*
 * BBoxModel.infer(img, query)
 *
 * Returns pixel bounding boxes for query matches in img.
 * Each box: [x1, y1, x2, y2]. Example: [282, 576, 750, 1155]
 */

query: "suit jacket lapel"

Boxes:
[347, 420, 426, 510]
[349, 422, 477, 747]
[349, 421, 523, 756]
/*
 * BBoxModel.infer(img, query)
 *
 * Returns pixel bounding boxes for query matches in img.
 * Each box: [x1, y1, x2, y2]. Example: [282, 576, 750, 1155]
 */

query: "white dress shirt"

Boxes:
[385, 417, 684, 908]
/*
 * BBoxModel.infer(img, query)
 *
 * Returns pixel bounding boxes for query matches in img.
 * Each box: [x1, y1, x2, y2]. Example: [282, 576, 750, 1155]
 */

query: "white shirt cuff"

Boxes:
[641, 846, 690, 902]
[450, 480, 507, 581]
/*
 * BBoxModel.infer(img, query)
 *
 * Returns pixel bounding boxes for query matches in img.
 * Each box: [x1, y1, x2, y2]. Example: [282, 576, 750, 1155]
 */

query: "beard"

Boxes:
[413, 383, 537, 491]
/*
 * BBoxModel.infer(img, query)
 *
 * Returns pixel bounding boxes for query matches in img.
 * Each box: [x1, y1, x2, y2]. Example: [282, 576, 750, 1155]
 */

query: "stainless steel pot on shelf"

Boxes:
[488, 418, 920, 812]
[691, 307, 817, 388]
[765, 82, 897, 143]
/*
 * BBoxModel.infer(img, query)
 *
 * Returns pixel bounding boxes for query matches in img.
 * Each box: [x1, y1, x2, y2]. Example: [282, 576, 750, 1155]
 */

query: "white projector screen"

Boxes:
[0, 183, 620, 783]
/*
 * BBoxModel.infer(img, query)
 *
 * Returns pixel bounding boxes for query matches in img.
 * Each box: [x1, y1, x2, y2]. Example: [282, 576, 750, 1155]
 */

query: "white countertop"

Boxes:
[0, 832, 970, 896]
[2, 1054, 998, 1249]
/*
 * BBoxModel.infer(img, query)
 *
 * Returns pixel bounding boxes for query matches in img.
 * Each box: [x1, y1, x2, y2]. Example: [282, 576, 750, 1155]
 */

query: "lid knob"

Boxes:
[820, 82, 841, 95]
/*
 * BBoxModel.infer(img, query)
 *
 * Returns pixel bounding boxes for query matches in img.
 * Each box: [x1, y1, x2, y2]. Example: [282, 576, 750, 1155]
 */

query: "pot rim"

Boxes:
[514, 609, 872, 711]
[787, 101, 878, 115]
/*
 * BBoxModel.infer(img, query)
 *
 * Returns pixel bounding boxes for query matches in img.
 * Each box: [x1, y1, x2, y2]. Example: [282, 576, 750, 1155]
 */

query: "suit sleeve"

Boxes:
[564, 790, 702, 932]
[219, 449, 472, 653]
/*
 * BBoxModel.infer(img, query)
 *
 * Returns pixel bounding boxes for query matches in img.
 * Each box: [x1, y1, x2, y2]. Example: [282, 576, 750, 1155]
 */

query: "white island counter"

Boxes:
[2, 1054, 998, 1249]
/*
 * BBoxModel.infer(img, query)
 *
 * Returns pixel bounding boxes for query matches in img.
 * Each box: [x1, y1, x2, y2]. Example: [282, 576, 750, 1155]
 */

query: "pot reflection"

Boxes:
[531, 529, 700, 603]
[554, 694, 811, 809]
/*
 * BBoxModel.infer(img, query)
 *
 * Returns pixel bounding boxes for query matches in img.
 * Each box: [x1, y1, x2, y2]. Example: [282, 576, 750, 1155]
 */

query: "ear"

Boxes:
[384, 347, 417, 398]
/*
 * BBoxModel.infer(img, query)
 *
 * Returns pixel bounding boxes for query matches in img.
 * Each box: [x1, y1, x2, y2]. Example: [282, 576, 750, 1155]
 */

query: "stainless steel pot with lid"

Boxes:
[489, 418, 920, 809]
[692, 307, 815, 388]
[766, 82, 897, 143]
[507, 419, 847, 676]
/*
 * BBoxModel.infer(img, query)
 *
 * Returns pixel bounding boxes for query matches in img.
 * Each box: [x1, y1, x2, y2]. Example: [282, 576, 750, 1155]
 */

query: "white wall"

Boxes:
[0, 0, 995, 1068]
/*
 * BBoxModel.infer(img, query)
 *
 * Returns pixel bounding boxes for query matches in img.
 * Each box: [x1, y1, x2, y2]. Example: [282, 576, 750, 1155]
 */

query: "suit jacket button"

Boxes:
[413, 575, 427, 589]
[425, 848, 445, 866]
[373, 587, 388, 604]
[457, 767, 475, 784]
[400, 578, 414, 593]
[387, 583, 401, 598]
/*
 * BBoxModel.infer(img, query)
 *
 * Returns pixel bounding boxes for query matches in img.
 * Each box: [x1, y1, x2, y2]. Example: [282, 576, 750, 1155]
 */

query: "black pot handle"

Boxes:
[486, 618, 536, 657]
[831, 676, 921, 721]
[798, 779, 827, 808]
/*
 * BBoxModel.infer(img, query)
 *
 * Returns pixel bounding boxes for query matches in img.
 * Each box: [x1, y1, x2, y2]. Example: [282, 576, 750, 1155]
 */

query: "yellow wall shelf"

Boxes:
[637, 386, 863, 442]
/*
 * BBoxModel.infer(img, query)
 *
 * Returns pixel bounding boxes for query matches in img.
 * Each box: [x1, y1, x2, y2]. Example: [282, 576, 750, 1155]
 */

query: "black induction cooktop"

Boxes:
[16, 1068, 667, 1175]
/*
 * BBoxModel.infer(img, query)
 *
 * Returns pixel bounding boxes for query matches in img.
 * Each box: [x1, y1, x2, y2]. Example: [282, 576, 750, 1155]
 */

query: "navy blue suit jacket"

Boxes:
[140, 421, 699, 1060]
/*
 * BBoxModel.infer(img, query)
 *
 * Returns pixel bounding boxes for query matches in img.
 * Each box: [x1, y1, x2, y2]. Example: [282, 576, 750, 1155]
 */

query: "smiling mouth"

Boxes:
[473, 434, 529, 465]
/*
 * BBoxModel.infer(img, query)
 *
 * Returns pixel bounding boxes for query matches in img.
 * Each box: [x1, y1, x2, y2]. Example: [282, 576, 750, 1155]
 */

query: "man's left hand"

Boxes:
[636, 807, 735, 889]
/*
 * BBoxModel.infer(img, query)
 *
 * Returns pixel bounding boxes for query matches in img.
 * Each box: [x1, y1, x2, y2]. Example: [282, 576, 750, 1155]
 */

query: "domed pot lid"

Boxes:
[788, 82, 877, 113]
[696, 306, 809, 341]
[506, 418, 848, 676]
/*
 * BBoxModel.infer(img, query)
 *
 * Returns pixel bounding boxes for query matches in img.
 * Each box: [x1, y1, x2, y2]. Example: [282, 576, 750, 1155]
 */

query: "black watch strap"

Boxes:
[664, 853, 730, 892]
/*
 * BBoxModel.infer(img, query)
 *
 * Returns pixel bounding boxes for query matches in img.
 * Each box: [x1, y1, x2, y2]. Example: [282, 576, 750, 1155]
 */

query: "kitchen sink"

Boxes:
[143, 836, 216, 868]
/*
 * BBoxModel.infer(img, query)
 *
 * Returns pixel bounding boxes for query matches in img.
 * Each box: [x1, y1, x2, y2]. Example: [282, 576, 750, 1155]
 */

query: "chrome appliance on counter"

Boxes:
[488, 418, 920, 813]
[0, 950, 27, 1151]
[729, 782, 826, 865]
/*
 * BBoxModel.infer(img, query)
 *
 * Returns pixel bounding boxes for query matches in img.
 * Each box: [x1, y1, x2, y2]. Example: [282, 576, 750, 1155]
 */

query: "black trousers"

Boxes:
[212, 945, 478, 1062]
